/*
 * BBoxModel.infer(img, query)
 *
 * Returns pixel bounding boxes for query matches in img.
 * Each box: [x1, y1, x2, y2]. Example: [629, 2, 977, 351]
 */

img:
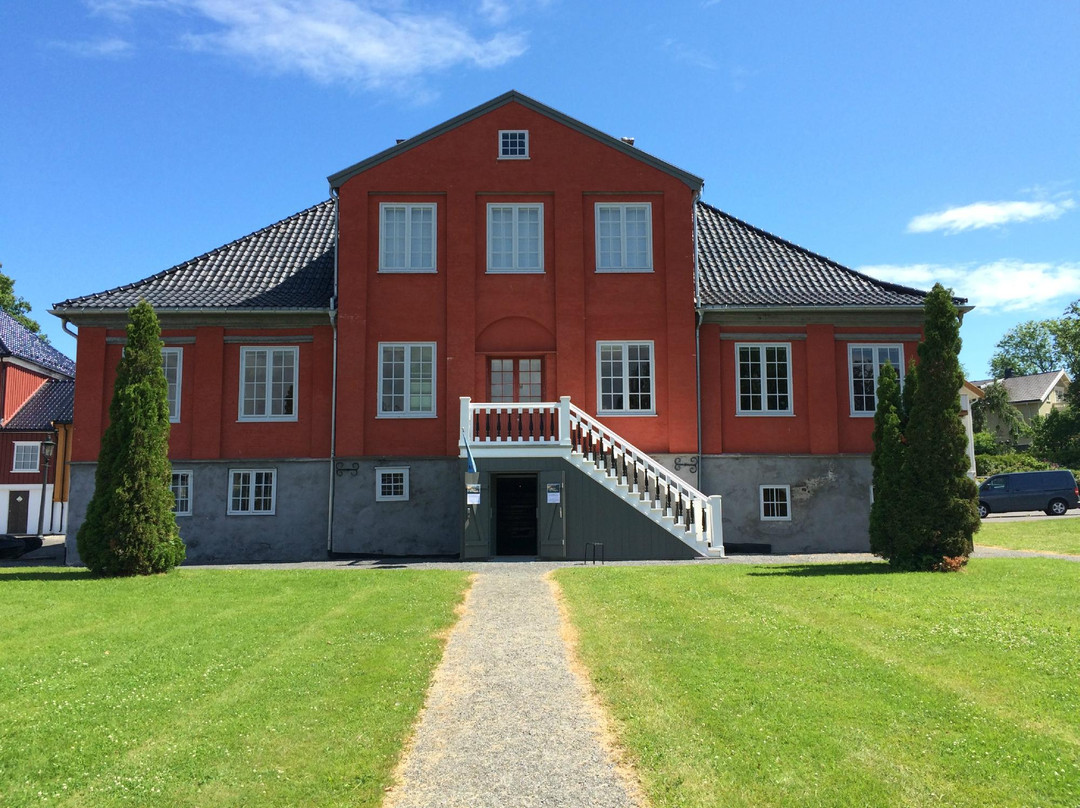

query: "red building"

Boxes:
[0, 312, 75, 535]
[55, 92, 941, 562]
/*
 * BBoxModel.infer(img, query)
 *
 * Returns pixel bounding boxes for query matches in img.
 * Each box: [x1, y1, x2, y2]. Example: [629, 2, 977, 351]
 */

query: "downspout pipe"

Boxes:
[691, 191, 705, 493]
[326, 190, 340, 554]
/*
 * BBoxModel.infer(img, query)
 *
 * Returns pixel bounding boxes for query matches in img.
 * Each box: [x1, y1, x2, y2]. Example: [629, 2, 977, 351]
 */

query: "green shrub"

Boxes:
[973, 431, 1002, 456]
[975, 453, 1052, 476]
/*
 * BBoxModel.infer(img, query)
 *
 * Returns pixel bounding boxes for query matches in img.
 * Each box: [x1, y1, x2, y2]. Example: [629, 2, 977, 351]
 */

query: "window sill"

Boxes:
[497, 156, 530, 161]
[595, 267, 654, 274]
[596, 411, 657, 417]
[236, 417, 299, 423]
[226, 511, 277, 517]
[735, 411, 795, 417]
[376, 413, 437, 419]
[11, 469, 39, 474]
[486, 269, 545, 275]
[378, 268, 438, 274]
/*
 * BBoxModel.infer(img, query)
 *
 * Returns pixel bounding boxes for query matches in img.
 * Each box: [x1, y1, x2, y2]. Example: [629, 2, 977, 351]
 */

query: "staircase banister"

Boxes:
[567, 403, 710, 502]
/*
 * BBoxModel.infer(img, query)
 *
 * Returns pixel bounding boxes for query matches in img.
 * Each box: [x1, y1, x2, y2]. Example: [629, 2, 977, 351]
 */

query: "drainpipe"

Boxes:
[326, 191, 340, 554]
[61, 318, 78, 340]
[691, 191, 705, 493]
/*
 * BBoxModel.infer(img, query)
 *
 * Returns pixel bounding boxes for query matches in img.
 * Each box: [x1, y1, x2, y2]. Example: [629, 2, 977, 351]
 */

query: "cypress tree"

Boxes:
[77, 301, 185, 575]
[869, 361, 905, 560]
[897, 284, 980, 569]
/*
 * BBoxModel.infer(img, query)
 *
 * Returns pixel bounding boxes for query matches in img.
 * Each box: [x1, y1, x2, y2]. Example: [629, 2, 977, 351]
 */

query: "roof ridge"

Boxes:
[54, 199, 335, 309]
[695, 200, 943, 302]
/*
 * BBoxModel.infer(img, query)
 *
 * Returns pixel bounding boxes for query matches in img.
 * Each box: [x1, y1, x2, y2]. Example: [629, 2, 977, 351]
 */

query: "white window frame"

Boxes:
[171, 470, 193, 517]
[486, 203, 544, 273]
[162, 347, 182, 423]
[595, 203, 653, 272]
[12, 442, 40, 473]
[596, 341, 655, 416]
[498, 129, 529, 159]
[848, 344, 904, 417]
[375, 467, 410, 502]
[735, 343, 794, 416]
[238, 346, 299, 422]
[378, 342, 437, 418]
[227, 468, 277, 515]
[759, 485, 791, 521]
[379, 202, 437, 273]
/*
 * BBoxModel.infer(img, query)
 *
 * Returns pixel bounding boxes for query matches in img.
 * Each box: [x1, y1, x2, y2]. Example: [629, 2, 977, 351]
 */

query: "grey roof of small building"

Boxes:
[0, 311, 76, 377]
[972, 370, 1069, 404]
[53, 200, 336, 313]
[4, 379, 75, 430]
[696, 201, 938, 309]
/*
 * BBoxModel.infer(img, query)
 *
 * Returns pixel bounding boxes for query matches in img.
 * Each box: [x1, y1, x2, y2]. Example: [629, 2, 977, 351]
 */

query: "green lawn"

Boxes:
[978, 517, 1080, 555]
[0, 567, 468, 808]
[556, 559, 1080, 808]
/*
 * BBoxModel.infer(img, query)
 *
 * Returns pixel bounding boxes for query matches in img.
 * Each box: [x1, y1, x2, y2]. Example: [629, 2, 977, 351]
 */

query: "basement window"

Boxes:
[499, 130, 529, 159]
[759, 485, 791, 521]
[376, 467, 410, 502]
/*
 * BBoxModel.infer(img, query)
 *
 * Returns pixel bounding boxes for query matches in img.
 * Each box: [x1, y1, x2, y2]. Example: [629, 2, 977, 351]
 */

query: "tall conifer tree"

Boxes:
[869, 361, 905, 560]
[77, 301, 185, 575]
[898, 284, 979, 568]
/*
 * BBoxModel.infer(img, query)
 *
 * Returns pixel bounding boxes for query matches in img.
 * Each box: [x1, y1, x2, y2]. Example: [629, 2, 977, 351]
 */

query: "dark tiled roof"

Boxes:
[54, 200, 336, 312]
[972, 370, 1069, 404]
[5, 379, 75, 430]
[695, 201, 934, 309]
[0, 312, 76, 376]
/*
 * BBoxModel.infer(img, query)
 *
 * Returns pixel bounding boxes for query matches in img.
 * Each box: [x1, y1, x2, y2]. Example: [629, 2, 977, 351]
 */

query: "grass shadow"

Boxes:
[747, 562, 893, 577]
[0, 569, 97, 582]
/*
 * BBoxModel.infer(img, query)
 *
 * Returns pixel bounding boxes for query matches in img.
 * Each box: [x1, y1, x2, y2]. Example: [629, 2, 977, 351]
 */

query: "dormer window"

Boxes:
[499, 130, 529, 159]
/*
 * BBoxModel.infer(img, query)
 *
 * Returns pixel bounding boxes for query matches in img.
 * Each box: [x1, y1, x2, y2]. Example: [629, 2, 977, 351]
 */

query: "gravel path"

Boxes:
[383, 566, 644, 808]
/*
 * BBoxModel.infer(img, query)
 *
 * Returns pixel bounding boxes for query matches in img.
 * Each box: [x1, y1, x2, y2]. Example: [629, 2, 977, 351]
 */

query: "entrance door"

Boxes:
[8, 491, 29, 534]
[495, 475, 538, 555]
[490, 358, 543, 402]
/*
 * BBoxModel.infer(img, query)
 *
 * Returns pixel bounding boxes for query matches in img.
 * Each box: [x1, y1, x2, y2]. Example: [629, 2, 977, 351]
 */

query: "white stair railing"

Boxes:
[460, 396, 723, 556]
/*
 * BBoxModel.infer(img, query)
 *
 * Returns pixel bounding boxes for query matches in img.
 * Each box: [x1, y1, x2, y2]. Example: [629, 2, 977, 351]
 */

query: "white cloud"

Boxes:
[49, 36, 134, 57]
[83, 0, 528, 86]
[907, 199, 1075, 235]
[858, 260, 1080, 313]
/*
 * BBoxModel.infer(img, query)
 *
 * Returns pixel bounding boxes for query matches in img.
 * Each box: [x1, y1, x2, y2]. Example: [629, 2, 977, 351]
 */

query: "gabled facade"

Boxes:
[973, 370, 1070, 449]
[54, 92, 948, 562]
[0, 312, 76, 534]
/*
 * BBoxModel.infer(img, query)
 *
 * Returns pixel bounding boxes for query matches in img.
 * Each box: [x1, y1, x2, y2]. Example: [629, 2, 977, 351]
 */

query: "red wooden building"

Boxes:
[55, 92, 941, 562]
[0, 312, 75, 535]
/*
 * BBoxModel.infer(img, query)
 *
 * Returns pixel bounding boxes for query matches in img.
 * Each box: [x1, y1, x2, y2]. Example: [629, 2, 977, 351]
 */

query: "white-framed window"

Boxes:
[171, 470, 192, 516]
[162, 347, 182, 423]
[376, 467, 410, 502]
[12, 442, 40, 472]
[760, 485, 791, 521]
[597, 341, 654, 415]
[498, 130, 529, 159]
[849, 344, 904, 416]
[736, 343, 793, 415]
[595, 203, 652, 272]
[239, 347, 298, 422]
[228, 469, 276, 515]
[380, 203, 436, 272]
[379, 343, 436, 417]
[487, 204, 543, 272]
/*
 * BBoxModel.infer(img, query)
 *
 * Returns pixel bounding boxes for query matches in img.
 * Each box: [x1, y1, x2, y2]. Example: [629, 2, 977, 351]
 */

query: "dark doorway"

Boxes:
[495, 475, 538, 555]
[8, 491, 29, 534]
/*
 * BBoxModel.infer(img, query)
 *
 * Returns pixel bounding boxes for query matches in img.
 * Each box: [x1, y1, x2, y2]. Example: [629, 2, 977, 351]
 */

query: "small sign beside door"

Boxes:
[546, 483, 561, 504]
[466, 483, 481, 505]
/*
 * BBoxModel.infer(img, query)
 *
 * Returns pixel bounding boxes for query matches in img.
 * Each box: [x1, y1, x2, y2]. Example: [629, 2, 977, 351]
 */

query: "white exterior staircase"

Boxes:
[460, 396, 724, 558]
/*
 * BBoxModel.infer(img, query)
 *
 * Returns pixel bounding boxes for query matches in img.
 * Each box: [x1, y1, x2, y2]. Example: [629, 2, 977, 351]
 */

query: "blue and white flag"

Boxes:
[461, 428, 478, 474]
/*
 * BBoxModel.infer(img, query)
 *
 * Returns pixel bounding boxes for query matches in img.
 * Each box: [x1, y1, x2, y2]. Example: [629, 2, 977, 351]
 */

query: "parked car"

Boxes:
[977, 470, 1080, 518]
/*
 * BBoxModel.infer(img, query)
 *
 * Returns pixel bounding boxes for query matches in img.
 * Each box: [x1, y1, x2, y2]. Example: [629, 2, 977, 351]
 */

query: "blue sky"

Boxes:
[2, 0, 1078, 378]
